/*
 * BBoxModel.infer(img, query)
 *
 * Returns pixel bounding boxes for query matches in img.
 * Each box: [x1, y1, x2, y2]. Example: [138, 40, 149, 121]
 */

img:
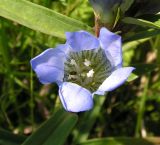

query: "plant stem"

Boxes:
[135, 75, 150, 137]
[30, 46, 34, 132]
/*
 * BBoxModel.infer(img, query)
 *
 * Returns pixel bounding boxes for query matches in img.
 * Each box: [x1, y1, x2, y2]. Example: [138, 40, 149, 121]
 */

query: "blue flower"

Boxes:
[30, 27, 135, 112]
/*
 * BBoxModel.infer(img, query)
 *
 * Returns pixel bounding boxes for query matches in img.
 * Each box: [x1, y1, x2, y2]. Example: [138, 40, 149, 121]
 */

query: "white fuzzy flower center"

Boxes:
[64, 49, 112, 92]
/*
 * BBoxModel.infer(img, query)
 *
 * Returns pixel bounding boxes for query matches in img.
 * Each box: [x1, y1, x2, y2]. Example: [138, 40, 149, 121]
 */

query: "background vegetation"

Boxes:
[0, 0, 160, 145]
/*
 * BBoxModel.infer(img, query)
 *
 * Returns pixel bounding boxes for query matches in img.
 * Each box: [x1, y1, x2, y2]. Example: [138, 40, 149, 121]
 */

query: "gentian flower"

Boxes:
[30, 27, 135, 112]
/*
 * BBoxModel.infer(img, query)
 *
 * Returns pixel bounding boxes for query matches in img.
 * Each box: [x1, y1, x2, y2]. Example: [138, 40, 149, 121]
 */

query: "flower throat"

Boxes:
[64, 49, 112, 92]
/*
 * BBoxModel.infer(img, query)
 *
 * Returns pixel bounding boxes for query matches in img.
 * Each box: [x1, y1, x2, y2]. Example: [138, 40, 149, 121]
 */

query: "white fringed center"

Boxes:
[64, 49, 112, 92]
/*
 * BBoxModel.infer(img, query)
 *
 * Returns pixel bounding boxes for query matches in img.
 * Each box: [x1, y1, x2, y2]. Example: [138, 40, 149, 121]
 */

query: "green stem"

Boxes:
[1, 106, 14, 130]
[135, 75, 150, 137]
[72, 94, 107, 144]
[30, 46, 34, 132]
[154, 36, 160, 64]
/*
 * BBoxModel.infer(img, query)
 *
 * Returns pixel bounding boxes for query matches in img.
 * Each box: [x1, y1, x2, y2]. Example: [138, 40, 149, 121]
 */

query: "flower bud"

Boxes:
[89, 0, 134, 29]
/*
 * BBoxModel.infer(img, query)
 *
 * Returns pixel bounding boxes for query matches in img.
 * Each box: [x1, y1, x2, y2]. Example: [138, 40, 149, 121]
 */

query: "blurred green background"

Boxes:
[0, 0, 160, 144]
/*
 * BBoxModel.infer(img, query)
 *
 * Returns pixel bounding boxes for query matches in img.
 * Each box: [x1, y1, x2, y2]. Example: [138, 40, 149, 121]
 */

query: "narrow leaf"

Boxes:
[123, 29, 160, 42]
[133, 64, 159, 75]
[127, 64, 159, 82]
[122, 17, 160, 29]
[127, 73, 138, 82]
[120, 0, 134, 13]
[0, 128, 26, 145]
[22, 108, 78, 145]
[78, 137, 160, 145]
[0, 0, 92, 38]
[123, 38, 150, 52]
[139, 14, 160, 27]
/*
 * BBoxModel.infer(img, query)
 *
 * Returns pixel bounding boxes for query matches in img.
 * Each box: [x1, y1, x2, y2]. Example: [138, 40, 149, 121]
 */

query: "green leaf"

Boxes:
[120, 0, 134, 13]
[133, 64, 159, 75]
[0, 0, 92, 38]
[77, 137, 160, 145]
[122, 17, 160, 29]
[123, 38, 150, 52]
[127, 73, 138, 82]
[0, 128, 26, 145]
[112, 7, 121, 29]
[22, 108, 78, 145]
[127, 64, 159, 82]
[123, 29, 160, 42]
[139, 14, 160, 27]
[135, 0, 160, 15]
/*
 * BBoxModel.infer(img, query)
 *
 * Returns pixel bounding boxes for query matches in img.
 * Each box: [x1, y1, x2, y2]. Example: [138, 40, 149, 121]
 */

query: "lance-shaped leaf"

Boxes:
[0, 128, 26, 145]
[77, 137, 160, 145]
[22, 108, 78, 145]
[122, 16, 160, 29]
[0, 0, 92, 38]
[134, 0, 160, 15]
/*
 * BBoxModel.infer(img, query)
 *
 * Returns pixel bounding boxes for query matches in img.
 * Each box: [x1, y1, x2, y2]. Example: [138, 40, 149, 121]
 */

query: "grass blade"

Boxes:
[0, 0, 92, 38]
[22, 108, 78, 145]
[78, 137, 160, 145]
[0, 128, 26, 145]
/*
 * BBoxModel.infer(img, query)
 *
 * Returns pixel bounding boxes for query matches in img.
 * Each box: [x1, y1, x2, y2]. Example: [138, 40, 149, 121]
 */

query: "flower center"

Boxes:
[64, 49, 112, 92]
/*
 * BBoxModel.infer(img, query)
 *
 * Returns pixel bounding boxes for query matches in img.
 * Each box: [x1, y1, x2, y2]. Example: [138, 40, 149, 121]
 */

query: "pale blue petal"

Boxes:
[66, 31, 99, 51]
[59, 82, 93, 112]
[93, 90, 105, 96]
[31, 44, 70, 84]
[99, 27, 122, 68]
[97, 67, 135, 92]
